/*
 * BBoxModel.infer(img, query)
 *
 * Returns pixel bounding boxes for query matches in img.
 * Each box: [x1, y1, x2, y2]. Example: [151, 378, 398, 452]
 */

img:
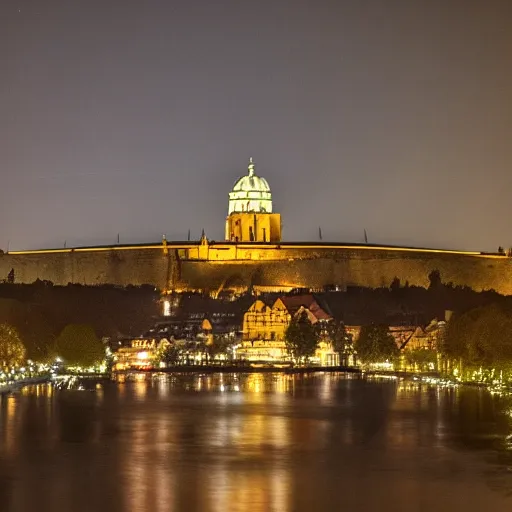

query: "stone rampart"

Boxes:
[0, 248, 169, 288]
[2, 243, 511, 294]
[178, 251, 511, 294]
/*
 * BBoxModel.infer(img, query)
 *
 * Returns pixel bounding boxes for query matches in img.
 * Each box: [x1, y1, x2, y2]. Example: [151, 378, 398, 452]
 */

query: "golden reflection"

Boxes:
[208, 416, 234, 448]
[6, 372, 510, 510]
[246, 373, 264, 393]
[319, 374, 333, 403]
[134, 380, 147, 400]
[21, 385, 35, 397]
[271, 469, 290, 511]
[209, 465, 290, 512]
[1, 396, 18, 455]
[95, 383, 104, 403]
[213, 410, 289, 456]
[19, 382, 52, 397]
[242, 373, 294, 396]
[7, 395, 17, 419]
[243, 414, 289, 452]
[273, 373, 291, 394]
[269, 415, 289, 448]
[120, 408, 180, 512]
[121, 417, 177, 512]
[388, 382, 456, 448]
[125, 428, 145, 512]
[154, 374, 169, 397]
[154, 456, 174, 512]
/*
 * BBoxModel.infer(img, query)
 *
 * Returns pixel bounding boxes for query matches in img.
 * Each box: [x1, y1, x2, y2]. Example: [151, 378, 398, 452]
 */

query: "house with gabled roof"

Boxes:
[237, 294, 337, 364]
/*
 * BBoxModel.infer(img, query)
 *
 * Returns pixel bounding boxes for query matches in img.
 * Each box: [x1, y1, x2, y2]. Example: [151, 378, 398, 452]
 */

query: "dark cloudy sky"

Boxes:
[2, 0, 511, 251]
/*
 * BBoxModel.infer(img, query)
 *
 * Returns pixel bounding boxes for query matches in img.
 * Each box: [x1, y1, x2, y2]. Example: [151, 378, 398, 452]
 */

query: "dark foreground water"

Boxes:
[1, 373, 512, 512]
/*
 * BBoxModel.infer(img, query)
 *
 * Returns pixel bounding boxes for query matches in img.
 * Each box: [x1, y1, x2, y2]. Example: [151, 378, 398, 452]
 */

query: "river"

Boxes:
[1, 372, 512, 511]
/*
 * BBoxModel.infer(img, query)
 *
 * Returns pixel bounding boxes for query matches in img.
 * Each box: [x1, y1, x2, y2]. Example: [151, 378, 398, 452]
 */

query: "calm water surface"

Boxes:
[1, 373, 512, 511]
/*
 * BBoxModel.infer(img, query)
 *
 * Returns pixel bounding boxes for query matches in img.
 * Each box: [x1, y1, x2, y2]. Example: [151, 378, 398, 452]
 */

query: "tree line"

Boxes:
[2, 271, 512, 375]
[0, 323, 106, 370]
[442, 303, 512, 382]
[0, 282, 159, 360]
[283, 311, 399, 367]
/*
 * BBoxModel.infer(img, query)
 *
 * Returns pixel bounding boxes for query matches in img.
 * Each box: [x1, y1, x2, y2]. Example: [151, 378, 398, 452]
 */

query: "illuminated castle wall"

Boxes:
[2, 159, 512, 295]
[3, 242, 512, 295]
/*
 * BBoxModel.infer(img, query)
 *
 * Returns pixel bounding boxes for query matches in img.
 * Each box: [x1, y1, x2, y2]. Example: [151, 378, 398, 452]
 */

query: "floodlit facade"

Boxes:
[237, 295, 338, 365]
[238, 299, 289, 361]
[225, 158, 282, 242]
[113, 337, 170, 370]
[399, 312, 452, 352]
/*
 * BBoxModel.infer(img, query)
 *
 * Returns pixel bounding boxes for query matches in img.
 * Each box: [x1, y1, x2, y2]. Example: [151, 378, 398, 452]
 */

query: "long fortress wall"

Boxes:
[0, 246, 170, 289]
[2, 242, 511, 295]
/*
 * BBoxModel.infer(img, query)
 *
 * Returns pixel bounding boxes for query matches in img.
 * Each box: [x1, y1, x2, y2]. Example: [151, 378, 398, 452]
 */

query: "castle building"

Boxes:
[225, 158, 282, 243]
[237, 294, 337, 365]
[4, 158, 512, 296]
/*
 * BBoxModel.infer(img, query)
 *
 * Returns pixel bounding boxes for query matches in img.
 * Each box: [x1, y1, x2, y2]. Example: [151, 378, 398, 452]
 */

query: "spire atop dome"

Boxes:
[227, 158, 272, 215]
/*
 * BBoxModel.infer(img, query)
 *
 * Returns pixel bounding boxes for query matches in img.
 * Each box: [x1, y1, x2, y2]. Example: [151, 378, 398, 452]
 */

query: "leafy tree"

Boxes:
[0, 324, 26, 369]
[54, 324, 105, 367]
[356, 324, 399, 366]
[326, 319, 353, 366]
[285, 311, 320, 364]
[428, 269, 442, 290]
[404, 348, 437, 372]
[443, 310, 475, 363]
[17, 308, 55, 361]
[444, 304, 512, 377]
[468, 305, 512, 369]
[390, 277, 401, 292]
[160, 345, 182, 366]
[206, 334, 235, 364]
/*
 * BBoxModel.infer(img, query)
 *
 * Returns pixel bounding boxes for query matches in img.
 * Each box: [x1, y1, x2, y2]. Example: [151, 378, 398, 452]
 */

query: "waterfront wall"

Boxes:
[2, 243, 511, 294]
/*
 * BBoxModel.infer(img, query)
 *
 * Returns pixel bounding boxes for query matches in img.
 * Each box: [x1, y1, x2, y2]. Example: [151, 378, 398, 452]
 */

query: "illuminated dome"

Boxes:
[228, 158, 273, 215]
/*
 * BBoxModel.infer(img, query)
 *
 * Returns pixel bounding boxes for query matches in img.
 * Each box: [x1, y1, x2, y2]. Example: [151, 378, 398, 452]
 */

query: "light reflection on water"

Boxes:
[1, 373, 512, 511]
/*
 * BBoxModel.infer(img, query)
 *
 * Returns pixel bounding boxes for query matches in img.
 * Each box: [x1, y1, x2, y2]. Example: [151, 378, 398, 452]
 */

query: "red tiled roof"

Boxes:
[307, 301, 331, 321]
[280, 294, 316, 314]
[280, 294, 331, 321]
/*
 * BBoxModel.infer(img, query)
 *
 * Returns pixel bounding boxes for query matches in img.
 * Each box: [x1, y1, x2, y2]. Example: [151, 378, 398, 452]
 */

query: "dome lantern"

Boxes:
[228, 158, 272, 215]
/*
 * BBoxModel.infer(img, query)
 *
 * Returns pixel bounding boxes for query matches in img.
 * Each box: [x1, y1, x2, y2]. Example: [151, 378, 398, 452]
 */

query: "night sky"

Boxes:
[2, 1, 511, 251]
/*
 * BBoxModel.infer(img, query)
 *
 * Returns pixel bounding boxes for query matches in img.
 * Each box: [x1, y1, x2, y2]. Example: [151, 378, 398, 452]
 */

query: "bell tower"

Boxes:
[225, 158, 281, 243]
